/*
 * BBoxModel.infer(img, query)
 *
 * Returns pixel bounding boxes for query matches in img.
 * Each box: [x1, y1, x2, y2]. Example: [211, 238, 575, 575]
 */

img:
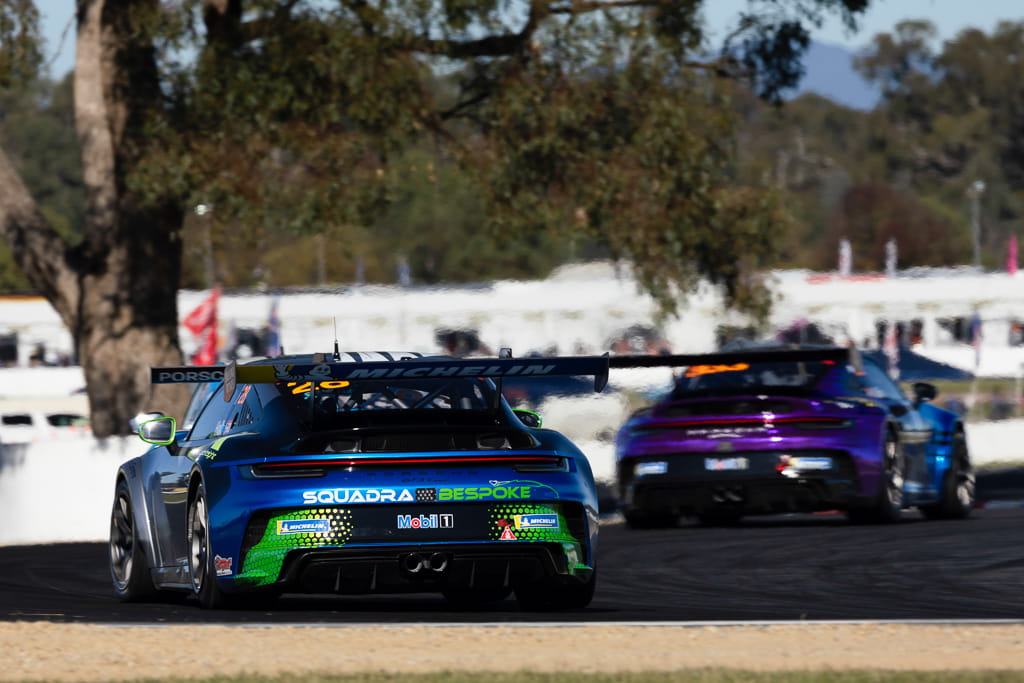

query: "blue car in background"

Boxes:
[109, 351, 605, 610]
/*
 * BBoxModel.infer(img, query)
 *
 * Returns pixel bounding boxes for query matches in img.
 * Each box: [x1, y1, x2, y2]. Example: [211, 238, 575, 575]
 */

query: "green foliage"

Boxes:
[733, 18, 1024, 273]
[466, 33, 791, 317]
[820, 182, 967, 270]
[0, 0, 876, 321]
[0, 0, 41, 88]
[121, 0, 871, 319]
[854, 20, 1024, 264]
[0, 72, 82, 288]
[0, 74, 82, 232]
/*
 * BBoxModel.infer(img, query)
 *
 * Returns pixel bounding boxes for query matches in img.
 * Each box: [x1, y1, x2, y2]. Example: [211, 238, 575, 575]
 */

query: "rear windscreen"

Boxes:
[671, 360, 838, 397]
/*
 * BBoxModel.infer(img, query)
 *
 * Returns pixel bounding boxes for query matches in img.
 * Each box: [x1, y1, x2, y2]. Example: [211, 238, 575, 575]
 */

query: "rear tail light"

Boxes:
[247, 454, 570, 478]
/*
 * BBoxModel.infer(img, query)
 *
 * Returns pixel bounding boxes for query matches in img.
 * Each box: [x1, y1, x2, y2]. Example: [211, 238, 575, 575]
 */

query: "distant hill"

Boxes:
[789, 41, 882, 110]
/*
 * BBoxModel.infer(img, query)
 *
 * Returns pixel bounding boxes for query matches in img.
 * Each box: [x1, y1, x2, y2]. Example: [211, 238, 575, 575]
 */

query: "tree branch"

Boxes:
[0, 148, 78, 322]
[74, 0, 119, 245]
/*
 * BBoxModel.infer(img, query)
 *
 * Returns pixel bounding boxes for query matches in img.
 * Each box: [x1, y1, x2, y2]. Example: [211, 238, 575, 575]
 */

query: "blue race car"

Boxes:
[108, 351, 606, 609]
[612, 346, 975, 527]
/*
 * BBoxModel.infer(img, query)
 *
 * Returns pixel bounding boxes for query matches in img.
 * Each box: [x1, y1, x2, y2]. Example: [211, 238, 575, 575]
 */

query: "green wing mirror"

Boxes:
[514, 409, 542, 429]
[139, 416, 177, 446]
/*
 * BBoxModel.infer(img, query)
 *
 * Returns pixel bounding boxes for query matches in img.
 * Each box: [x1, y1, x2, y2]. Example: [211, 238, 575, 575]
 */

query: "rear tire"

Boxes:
[188, 480, 233, 609]
[516, 571, 596, 611]
[848, 431, 903, 524]
[109, 478, 158, 601]
[920, 431, 974, 520]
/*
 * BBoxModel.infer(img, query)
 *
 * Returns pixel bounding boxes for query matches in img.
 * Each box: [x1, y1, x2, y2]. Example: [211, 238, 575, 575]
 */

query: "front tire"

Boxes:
[920, 431, 974, 520]
[109, 478, 157, 601]
[187, 480, 232, 609]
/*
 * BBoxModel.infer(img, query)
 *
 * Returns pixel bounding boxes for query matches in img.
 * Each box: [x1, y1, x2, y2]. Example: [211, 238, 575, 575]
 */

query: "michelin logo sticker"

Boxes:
[514, 514, 559, 529]
[277, 519, 331, 535]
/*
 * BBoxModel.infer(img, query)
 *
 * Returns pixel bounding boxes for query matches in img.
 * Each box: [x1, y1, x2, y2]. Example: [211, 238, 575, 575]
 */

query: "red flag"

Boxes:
[184, 288, 220, 364]
[1008, 235, 1018, 275]
[193, 324, 218, 366]
[184, 287, 220, 337]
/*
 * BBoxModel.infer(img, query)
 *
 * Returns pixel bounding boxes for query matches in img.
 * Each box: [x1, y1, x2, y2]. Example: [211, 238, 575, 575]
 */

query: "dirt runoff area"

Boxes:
[1, 622, 1023, 681]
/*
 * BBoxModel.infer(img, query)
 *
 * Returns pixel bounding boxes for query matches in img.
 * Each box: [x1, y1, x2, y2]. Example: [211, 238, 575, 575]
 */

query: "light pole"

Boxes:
[967, 180, 985, 268]
[195, 203, 215, 289]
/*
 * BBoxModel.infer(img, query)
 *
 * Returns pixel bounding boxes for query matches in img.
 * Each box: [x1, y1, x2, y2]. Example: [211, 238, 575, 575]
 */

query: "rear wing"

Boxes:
[607, 346, 863, 372]
[151, 355, 612, 401]
[149, 346, 859, 402]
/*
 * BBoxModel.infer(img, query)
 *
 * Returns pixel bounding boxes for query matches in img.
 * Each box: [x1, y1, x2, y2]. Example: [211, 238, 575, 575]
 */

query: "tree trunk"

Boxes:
[0, 0, 191, 435]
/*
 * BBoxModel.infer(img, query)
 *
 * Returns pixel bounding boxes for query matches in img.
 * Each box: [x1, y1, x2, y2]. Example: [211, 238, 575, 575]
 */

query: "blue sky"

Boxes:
[34, 0, 1024, 79]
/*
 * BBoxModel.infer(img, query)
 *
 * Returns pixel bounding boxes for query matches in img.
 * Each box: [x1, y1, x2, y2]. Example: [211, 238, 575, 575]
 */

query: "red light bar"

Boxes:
[641, 416, 848, 430]
[259, 455, 563, 468]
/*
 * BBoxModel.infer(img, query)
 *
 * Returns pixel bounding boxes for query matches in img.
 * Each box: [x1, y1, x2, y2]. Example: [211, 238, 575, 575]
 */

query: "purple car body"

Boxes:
[613, 347, 974, 526]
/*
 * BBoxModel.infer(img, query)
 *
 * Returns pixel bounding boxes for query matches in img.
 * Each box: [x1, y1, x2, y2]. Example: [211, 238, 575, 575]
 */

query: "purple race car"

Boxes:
[613, 347, 974, 527]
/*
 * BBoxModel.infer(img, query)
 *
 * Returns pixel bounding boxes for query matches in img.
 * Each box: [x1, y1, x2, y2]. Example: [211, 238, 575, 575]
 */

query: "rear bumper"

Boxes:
[276, 542, 591, 594]
[625, 475, 861, 515]
[620, 450, 864, 516]
[224, 501, 593, 594]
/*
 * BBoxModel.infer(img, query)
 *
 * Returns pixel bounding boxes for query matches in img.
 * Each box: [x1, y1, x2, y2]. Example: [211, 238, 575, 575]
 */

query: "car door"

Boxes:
[145, 383, 222, 572]
[857, 359, 933, 495]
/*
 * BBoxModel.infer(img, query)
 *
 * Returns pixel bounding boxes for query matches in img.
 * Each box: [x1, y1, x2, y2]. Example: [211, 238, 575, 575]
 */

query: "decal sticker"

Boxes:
[240, 509, 355, 585]
[277, 519, 331, 535]
[152, 368, 224, 383]
[487, 504, 573, 542]
[496, 519, 518, 541]
[514, 514, 559, 529]
[302, 488, 416, 504]
[437, 479, 559, 502]
[704, 457, 750, 471]
[415, 488, 438, 502]
[635, 461, 668, 476]
[275, 363, 334, 382]
[685, 426, 765, 437]
[287, 380, 351, 395]
[438, 485, 532, 501]
[214, 555, 233, 577]
[684, 363, 750, 378]
[397, 513, 454, 529]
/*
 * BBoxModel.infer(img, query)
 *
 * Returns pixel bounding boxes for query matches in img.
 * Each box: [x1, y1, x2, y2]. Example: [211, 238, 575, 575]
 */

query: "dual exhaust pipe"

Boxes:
[712, 485, 744, 504]
[400, 552, 449, 574]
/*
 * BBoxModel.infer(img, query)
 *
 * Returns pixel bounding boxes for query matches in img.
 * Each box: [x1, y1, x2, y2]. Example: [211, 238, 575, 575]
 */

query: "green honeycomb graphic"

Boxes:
[486, 503, 588, 576]
[237, 508, 354, 586]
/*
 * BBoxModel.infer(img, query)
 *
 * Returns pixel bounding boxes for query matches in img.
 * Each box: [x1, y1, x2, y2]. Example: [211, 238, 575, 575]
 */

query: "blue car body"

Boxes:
[108, 352, 604, 609]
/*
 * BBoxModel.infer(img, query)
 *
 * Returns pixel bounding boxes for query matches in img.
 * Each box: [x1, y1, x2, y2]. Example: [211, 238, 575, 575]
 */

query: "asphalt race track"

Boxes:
[2, 502, 1023, 623]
